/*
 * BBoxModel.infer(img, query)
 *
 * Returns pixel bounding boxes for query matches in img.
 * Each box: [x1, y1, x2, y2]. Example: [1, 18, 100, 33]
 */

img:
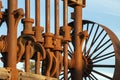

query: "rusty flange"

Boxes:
[17, 35, 46, 62]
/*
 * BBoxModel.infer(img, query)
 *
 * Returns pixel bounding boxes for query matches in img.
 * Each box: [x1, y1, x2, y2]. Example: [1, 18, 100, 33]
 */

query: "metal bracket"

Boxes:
[68, 0, 86, 7]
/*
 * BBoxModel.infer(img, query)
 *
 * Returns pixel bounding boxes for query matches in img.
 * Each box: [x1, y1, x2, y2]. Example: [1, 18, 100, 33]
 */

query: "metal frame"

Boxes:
[0, 0, 119, 80]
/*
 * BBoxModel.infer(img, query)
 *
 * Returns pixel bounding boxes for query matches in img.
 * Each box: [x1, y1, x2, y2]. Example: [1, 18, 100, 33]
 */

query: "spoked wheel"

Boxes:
[59, 20, 120, 80]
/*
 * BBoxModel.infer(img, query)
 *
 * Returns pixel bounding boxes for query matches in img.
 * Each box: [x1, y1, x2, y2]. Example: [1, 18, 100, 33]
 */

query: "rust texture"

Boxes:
[0, 0, 120, 80]
[7, 0, 18, 79]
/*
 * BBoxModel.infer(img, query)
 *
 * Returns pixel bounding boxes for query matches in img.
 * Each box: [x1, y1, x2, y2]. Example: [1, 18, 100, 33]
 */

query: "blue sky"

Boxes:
[0, 0, 120, 79]
[83, 0, 120, 39]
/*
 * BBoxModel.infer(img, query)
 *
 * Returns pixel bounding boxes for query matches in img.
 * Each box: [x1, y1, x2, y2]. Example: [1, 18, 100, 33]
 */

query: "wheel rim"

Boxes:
[59, 20, 120, 80]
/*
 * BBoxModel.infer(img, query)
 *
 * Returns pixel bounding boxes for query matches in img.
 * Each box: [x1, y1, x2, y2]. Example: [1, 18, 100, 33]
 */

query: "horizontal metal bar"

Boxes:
[93, 64, 115, 68]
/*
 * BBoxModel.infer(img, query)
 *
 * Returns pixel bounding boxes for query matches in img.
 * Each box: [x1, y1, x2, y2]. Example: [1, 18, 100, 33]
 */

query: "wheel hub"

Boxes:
[82, 56, 93, 77]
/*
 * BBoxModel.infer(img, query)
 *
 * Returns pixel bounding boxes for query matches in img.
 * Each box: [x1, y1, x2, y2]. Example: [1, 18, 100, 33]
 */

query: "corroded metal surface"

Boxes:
[0, 0, 119, 80]
[0, 68, 11, 80]
[18, 72, 58, 80]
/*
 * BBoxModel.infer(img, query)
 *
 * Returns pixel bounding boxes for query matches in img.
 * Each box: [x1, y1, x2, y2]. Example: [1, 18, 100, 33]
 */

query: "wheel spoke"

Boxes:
[86, 29, 104, 56]
[86, 23, 89, 32]
[88, 33, 108, 57]
[90, 73, 98, 80]
[93, 54, 114, 63]
[89, 75, 95, 80]
[68, 50, 72, 58]
[60, 72, 64, 76]
[88, 23, 94, 39]
[93, 29, 104, 44]
[95, 39, 110, 52]
[83, 24, 94, 55]
[84, 77, 87, 80]
[68, 75, 71, 80]
[92, 70, 112, 79]
[87, 29, 104, 56]
[94, 51, 114, 60]
[91, 25, 99, 45]
[88, 76, 92, 80]
[89, 38, 111, 58]
[93, 64, 115, 68]
[60, 76, 64, 80]
[83, 70, 95, 80]
[83, 38, 88, 55]
[84, 25, 99, 56]
[92, 43, 112, 60]
[68, 43, 73, 53]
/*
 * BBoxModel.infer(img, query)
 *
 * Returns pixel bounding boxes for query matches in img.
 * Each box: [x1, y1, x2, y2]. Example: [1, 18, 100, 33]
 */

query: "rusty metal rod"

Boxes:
[55, 0, 59, 35]
[25, 0, 30, 18]
[46, 0, 50, 33]
[54, 52, 60, 78]
[35, 0, 40, 26]
[35, 0, 42, 42]
[7, 0, 18, 79]
[54, 0, 60, 78]
[63, 0, 68, 80]
[35, 52, 40, 74]
[63, 42, 68, 80]
[7, 0, 17, 67]
[25, 41, 31, 72]
[73, 5, 83, 80]
[63, 0, 68, 26]
[22, 0, 34, 35]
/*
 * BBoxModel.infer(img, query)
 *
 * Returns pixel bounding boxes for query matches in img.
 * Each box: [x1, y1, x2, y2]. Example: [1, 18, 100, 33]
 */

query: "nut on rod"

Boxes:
[22, 0, 34, 35]
[44, 0, 54, 49]
[34, 0, 44, 42]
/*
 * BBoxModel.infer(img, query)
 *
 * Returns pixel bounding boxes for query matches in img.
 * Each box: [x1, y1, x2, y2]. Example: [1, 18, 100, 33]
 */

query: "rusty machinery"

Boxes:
[0, 0, 120, 80]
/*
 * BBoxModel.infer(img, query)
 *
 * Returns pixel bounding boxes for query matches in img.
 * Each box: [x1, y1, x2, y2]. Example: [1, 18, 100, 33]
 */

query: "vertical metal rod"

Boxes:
[63, 0, 68, 26]
[73, 5, 83, 80]
[35, 52, 40, 74]
[54, 0, 60, 78]
[23, 0, 34, 35]
[35, 0, 41, 71]
[25, 0, 30, 18]
[35, 0, 40, 26]
[63, 42, 68, 80]
[43, 0, 52, 76]
[63, 0, 68, 80]
[46, 0, 50, 33]
[55, 0, 59, 35]
[25, 41, 31, 72]
[7, 0, 18, 79]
